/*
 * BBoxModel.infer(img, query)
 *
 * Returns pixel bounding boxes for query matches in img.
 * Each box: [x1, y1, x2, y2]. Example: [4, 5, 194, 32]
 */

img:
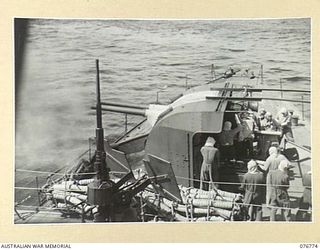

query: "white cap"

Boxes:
[280, 107, 288, 115]
[205, 137, 216, 147]
[269, 146, 278, 155]
[223, 121, 232, 131]
[247, 160, 258, 173]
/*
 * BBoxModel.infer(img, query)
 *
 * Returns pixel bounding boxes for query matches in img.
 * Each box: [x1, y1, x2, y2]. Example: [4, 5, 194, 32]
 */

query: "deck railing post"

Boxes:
[283, 138, 287, 151]
[185, 74, 188, 90]
[36, 176, 41, 206]
[88, 138, 91, 160]
[125, 113, 128, 133]
[211, 64, 216, 80]
[81, 204, 85, 223]
[261, 64, 263, 85]
[302, 95, 305, 121]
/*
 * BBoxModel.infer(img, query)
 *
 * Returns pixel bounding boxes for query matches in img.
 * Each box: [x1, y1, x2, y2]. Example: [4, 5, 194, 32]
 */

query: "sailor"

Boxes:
[256, 108, 267, 130]
[250, 71, 256, 79]
[238, 111, 257, 158]
[218, 114, 242, 161]
[262, 147, 288, 173]
[239, 160, 265, 221]
[301, 171, 312, 209]
[276, 107, 294, 142]
[264, 112, 280, 131]
[224, 67, 235, 78]
[261, 146, 288, 206]
[199, 137, 220, 191]
[296, 171, 312, 221]
[268, 160, 291, 221]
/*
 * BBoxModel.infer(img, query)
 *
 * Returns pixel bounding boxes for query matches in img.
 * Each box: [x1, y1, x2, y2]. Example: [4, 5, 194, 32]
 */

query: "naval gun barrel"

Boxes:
[91, 104, 147, 116]
[93, 59, 109, 181]
[101, 101, 148, 110]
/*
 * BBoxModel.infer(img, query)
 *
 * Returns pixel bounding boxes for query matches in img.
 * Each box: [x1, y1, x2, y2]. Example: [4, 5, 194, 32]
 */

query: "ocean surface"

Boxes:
[15, 18, 311, 204]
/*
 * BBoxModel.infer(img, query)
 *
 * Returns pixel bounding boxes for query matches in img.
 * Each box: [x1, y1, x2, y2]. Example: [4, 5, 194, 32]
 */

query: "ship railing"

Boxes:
[15, 147, 93, 211]
[14, 172, 312, 222]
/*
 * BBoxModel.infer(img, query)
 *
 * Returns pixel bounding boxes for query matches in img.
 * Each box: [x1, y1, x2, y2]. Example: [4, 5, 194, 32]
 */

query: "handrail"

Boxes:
[210, 87, 310, 93]
[114, 118, 148, 143]
[284, 140, 311, 153]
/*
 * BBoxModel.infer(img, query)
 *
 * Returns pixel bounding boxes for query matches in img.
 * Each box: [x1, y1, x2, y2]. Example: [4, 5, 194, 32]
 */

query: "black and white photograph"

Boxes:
[14, 18, 311, 224]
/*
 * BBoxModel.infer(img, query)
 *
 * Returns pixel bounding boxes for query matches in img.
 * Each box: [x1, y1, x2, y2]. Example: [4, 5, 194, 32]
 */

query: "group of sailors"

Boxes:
[257, 107, 294, 142]
[198, 107, 311, 221]
[218, 106, 294, 161]
[240, 149, 312, 222]
[240, 148, 291, 221]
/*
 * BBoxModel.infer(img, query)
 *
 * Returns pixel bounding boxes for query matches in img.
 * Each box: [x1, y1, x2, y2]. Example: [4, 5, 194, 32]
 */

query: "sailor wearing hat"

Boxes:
[240, 160, 265, 221]
[296, 171, 312, 221]
[262, 146, 288, 206]
[218, 114, 242, 161]
[276, 107, 294, 142]
[264, 112, 280, 131]
[268, 159, 291, 221]
[238, 111, 257, 158]
[257, 108, 267, 130]
[199, 137, 220, 191]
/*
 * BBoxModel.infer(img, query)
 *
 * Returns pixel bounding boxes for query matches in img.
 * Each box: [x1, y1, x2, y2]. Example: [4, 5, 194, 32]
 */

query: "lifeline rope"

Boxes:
[15, 168, 312, 214]
[16, 168, 127, 177]
[16, 169, 97, 176]
[175, 175, 311, 189]
[15, 190, 312, 216]
[15, 204, 71, 212]
[16, 169, 311, 188]
[234, 201, 312, 213]
[15, 187, 43, 190]
[15, 194, 312, 213]
[15, 204, 95, 213]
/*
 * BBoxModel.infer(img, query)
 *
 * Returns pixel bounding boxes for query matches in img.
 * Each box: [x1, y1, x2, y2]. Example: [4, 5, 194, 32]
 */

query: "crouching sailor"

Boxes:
[200, 137, 220, 191]
[240, 160, 265, 221]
